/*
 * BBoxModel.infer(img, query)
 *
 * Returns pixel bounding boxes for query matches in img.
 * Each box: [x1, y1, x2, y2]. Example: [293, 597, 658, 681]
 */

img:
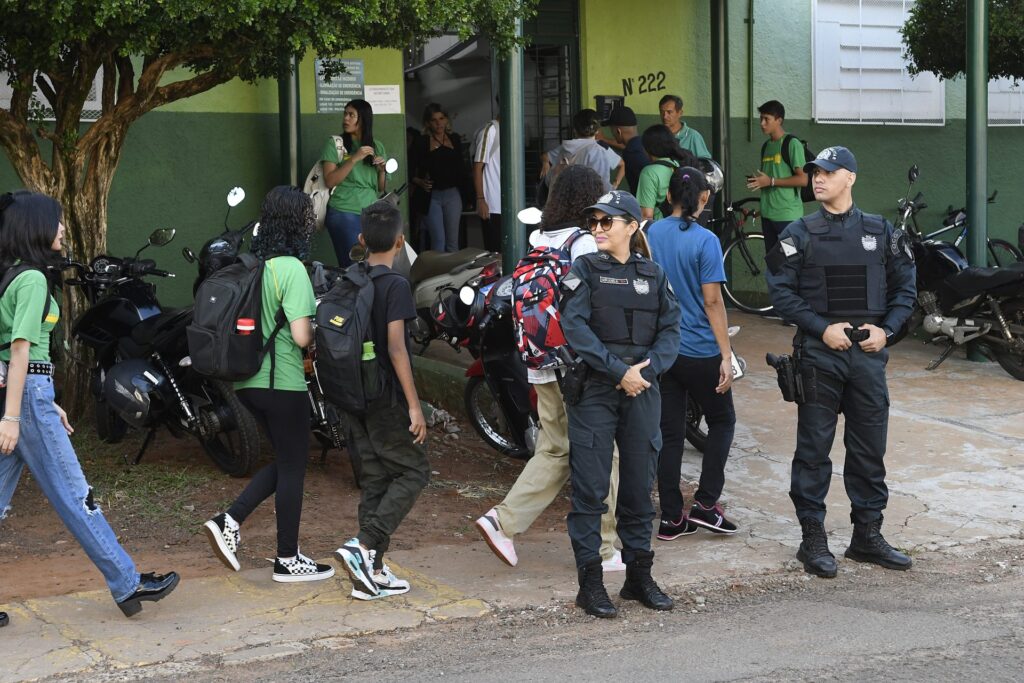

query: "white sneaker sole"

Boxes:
[474, 516, 518, 567]
[351, 584, 411, 601]
[203, 520, 241, 572]
[335, 547, 380, 595]
[272, 566, 336, 583]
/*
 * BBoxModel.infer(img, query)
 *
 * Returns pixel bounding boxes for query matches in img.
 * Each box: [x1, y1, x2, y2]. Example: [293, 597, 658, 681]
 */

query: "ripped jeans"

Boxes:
[0, 375, 139, 601]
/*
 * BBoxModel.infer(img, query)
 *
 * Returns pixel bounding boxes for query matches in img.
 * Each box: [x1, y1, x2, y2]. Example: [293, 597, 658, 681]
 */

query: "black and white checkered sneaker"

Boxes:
[272, 551, 336, 583]
[204, 513, 241, 571]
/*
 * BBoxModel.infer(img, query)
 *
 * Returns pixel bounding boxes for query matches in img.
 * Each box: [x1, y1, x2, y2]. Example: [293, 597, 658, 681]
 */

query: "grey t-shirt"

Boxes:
[546, 139, 622, 191]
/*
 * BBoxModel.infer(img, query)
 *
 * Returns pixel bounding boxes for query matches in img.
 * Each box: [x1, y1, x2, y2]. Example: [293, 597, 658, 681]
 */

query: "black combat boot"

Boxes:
[844, 516, 912, 570]
[797, 517, 838, 578]
[619, 550, 674, 611]
[576, 562, 617, 618]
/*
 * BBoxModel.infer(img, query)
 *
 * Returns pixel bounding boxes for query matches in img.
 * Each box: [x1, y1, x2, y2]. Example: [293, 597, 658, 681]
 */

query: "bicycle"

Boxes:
[709, 197, 773, 314]
[925, 193, 1024, 267]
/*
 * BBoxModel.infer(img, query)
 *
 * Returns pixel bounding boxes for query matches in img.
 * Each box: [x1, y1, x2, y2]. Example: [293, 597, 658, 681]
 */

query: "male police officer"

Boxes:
[765, 146, 916, 578]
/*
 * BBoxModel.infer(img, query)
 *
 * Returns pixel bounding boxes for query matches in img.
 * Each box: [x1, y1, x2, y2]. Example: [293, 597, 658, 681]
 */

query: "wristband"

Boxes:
[1, 416, 21, 423]
[770, 177, 775, 188]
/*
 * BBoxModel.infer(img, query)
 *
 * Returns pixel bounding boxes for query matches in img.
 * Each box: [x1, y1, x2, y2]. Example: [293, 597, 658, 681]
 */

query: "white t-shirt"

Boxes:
[525, 226, 598, 385]
[472, 120, 501, 214]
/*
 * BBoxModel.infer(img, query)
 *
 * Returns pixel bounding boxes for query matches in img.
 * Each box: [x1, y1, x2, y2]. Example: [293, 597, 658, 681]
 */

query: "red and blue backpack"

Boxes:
[511, 229, 585, 370]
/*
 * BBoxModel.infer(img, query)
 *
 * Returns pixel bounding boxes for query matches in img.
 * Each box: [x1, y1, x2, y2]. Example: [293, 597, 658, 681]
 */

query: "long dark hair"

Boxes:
[641, 124, 698, 167]
[539, 165, 604, 230]
[0, 191, 64, 271]
[344, 99, 377, 167]
[667, 166, 710, 220]
[251, 186, 315, 261]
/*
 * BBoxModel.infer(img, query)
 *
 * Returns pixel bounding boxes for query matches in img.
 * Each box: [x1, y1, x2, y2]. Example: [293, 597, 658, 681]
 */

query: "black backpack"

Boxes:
[314, 261, 390, 415]
[186, 253, 286, 384]
[762, 134, 817, 203]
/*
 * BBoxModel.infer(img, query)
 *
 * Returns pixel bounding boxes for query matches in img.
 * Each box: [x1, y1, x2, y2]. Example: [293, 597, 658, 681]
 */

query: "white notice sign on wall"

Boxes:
[364, 85, 402, 115]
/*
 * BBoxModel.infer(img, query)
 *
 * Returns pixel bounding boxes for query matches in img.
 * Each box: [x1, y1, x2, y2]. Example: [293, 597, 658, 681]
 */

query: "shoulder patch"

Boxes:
[561, 272, 582, 292]
[766, 237, 801, 275]
[890, 228, 915, 263]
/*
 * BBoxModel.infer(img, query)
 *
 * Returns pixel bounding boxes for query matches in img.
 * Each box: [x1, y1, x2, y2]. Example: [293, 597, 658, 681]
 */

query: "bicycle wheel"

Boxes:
[722, 232, 773, 314]
[987, 238, 1023, 268]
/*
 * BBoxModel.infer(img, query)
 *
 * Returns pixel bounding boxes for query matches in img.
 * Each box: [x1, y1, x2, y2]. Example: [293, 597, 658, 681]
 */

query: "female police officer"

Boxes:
[560, 190, 681, 617]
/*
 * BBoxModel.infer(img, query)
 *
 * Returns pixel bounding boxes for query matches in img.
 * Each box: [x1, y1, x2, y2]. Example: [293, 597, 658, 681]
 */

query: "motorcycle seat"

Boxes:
[131, 308, 191, 346]
[409, 248, 493, 287]
[944, 261, 1024, 300]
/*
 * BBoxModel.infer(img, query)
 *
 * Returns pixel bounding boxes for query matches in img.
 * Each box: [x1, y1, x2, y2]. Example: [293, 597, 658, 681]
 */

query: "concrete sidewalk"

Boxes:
[3, 312, 1023, 682]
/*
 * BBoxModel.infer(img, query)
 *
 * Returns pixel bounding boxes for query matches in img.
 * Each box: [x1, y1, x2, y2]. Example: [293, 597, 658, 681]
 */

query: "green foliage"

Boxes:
[902, 0, 1024, 80]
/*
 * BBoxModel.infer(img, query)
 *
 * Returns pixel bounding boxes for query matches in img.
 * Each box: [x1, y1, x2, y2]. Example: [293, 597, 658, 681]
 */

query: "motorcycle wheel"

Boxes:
[465, 376, 526, 458]
[685, 394, 708, 454]
[992, 300, 1024, 380]
[196, 380, 259, 477]
[95, 400, 128, 444]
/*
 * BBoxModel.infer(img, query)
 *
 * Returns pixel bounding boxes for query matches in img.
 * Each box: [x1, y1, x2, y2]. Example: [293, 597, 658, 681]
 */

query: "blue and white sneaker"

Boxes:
[335, 538, 379, 596]
[350, 564, 411, 601]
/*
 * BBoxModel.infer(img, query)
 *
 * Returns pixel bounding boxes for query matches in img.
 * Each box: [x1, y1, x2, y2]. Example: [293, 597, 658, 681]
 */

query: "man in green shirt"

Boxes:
[659, 95, 710, 160]
[746, 100, 807, 254]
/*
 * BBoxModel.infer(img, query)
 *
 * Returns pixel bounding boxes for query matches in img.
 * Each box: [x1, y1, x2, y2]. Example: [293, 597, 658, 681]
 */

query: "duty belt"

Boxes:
[27, 362, 54, 376]
[821, 315, 884, 327]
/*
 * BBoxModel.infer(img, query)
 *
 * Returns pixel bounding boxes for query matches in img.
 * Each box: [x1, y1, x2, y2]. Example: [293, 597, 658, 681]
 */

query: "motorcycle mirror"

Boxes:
[908, 165, 919, 183]
[517, 206, 543, 225]
[459, 285, 476, 306]
[384, 158, 399, 174]
[181, 247, 197, 264]
[227, 187, 245, 207]
[148, 228, 175, 247]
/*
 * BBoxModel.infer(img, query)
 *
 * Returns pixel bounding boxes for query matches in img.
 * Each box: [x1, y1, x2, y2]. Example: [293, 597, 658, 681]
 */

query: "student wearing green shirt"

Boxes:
[636, 124, 699, 222]
[659, 94, 711, 160]
[204, 186, 333, 583]
[322, 99, 387, 267]
[0, 191, 179, 618]
[746, 100, 808, 254]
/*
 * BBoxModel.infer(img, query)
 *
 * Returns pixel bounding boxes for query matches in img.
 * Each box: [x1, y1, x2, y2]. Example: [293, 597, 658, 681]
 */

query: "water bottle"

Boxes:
[236, 318, 256, 335]
[361, 341, 379, 399]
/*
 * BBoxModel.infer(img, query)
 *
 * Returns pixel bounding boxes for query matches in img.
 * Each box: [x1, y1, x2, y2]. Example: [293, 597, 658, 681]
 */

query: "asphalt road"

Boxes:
[58, 541, 1019, 683]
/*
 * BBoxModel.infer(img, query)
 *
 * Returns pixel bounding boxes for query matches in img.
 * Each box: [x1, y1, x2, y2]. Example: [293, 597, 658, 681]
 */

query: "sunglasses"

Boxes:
[586, 215, 632, 232]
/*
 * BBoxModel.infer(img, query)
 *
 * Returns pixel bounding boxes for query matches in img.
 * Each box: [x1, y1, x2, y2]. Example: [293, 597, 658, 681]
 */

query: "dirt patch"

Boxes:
[0, 416, 571, 603]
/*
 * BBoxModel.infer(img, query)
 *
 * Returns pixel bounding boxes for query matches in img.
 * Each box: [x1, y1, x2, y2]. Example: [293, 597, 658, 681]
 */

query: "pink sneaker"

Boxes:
[475, 508, 518, 567]
[601, 550, 626, 572]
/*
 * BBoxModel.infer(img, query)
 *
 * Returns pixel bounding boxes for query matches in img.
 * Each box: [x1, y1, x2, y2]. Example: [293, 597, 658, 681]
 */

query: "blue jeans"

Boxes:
[424, 187, 463, 252]
[0, 375, 139, 602]
[325, 207, 362, 267]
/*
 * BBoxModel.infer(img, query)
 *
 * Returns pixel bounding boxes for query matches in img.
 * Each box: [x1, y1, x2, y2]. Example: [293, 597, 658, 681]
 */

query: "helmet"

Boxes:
[698, 159, 725, 194]
[102, 359, 168, 429]
[430, 285, 484, 341]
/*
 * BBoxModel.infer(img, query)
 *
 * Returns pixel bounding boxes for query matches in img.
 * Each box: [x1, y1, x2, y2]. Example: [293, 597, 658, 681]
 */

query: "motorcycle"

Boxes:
[68, 201, 260, 475]
[895, 165, 1024, 379]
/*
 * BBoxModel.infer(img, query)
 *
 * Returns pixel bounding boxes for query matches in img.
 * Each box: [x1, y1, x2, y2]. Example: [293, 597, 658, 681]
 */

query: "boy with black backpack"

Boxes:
[332, 200, 429, 601]
[747, 100, 811, 254]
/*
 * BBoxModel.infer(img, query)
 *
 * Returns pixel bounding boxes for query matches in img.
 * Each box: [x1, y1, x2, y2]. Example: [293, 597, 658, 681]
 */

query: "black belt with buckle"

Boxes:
[27, 362, 54, 376]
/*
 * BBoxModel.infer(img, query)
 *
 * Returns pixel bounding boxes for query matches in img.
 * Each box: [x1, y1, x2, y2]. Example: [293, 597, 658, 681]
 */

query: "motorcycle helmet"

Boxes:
[431, 285, 484, 341]
[102, 359, 168, 429]
[698, 158, 725, 194]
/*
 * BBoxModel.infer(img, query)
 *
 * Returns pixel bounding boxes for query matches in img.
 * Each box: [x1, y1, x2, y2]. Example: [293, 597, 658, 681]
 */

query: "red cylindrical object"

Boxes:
[236, 318, 256, 335]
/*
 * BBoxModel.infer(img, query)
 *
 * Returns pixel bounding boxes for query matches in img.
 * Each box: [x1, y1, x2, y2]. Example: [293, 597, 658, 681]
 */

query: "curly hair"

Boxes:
[539, 165, 604, 230]
[251, 186, 314, 261]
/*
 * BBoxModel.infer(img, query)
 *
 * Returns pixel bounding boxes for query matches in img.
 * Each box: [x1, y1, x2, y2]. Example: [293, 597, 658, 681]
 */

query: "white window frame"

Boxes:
[0, 68, 104, 122]
[812, 0, 945, 126]
[988, 77, 1024, 126]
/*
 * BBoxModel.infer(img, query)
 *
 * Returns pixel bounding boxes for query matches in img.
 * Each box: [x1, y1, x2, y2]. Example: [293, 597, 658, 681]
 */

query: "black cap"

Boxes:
[804, 146, 858, 174]
[585, 190, 642, 223]
[602, 105, 637, 127]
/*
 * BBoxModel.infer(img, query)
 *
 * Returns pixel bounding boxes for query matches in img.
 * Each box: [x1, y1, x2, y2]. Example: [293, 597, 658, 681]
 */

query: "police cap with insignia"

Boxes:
[804, 146, 857, 174]
[585, 190, 642, 223]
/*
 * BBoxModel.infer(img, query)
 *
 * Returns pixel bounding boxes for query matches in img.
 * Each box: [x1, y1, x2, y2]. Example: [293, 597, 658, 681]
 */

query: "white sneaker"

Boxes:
[335, 538, 379, 595]
[475, 508, 518, 567]
[601, 550, 626, 572]
[272, 551, 336, 583]
[204, 513, 241, 571]
[351, 564, 411, 600]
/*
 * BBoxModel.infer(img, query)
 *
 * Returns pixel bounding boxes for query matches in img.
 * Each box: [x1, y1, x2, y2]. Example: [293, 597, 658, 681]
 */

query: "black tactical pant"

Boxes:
[792, 335, 889, 524]
[567, 378, 662, 569]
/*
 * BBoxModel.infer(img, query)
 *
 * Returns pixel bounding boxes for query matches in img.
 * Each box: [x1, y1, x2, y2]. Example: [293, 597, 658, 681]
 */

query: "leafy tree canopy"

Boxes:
[902, 0, 1024, 80]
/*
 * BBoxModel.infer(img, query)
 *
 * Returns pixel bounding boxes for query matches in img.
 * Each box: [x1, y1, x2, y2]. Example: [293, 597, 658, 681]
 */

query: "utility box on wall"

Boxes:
[594, 95, 624, 123]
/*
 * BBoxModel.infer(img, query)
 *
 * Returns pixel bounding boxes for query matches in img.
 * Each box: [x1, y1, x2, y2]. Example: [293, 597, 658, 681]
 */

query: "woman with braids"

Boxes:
[475, 166, 626, 572]
[647, 167, 739, 542]
[0, 191, 178, 618]
[635, 124, 699, 222]
[321, 99, 387, 266]
[560, 189, 681, 618]
[204, 186, 334, 583]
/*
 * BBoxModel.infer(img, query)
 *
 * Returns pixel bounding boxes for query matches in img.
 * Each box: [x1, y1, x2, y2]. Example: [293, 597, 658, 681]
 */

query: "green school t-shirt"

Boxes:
[759, 135, 807, 222]
[234, 256, 316, 392]
[0, 269, 59, 363]
[636, 158, 679, 221]
[675, 123, 711, 159]
[322, 136, 387, 215]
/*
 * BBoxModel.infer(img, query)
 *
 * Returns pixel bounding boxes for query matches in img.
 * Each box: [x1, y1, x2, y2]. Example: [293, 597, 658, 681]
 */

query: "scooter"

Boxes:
[68, 191, 260, 476]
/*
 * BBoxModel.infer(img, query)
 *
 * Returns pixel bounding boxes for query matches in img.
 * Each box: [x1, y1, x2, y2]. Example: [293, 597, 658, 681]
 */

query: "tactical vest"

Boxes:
[797, 211, 888, 317]
[583, 254, 661, 347]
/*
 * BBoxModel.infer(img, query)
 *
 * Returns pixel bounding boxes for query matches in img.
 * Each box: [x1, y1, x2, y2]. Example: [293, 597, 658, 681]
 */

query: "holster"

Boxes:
[766, 351, 806, 404]
[555, 346, 590, 406]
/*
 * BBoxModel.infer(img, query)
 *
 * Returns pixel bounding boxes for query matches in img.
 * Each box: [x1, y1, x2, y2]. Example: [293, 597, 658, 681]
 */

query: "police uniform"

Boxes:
[561, 249, 681, 568]
[765, 146, 916, 577]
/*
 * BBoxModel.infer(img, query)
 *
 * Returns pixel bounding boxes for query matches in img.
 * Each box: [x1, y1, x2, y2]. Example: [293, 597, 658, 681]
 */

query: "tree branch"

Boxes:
[101, 56, 116, 114]
[115, 55, 135, 103]
[34, 73, 57, 112]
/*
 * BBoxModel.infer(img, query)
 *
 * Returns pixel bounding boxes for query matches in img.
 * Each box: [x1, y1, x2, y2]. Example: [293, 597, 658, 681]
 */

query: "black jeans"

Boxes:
[657, 354, 736, 520]
[227, 389, 310, 557]
[482, 213, 502, 253]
